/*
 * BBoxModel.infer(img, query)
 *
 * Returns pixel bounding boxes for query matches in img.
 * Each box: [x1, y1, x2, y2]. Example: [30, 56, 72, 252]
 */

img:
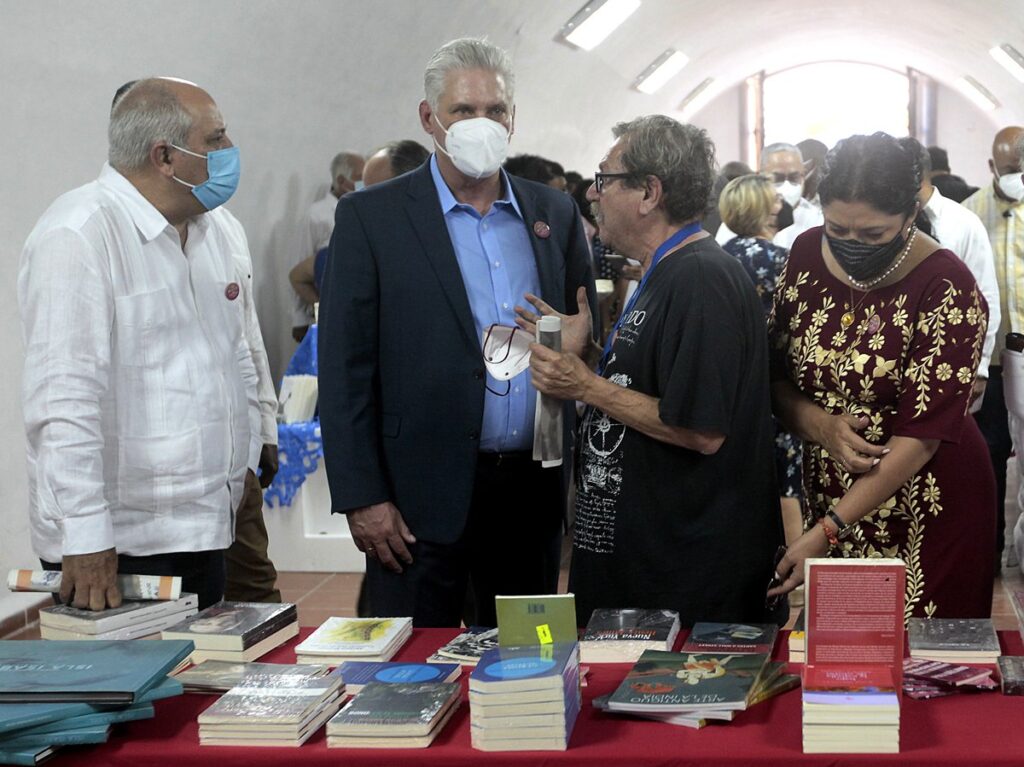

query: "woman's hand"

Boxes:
[815, 413, 888, 474]
[766, 524, 831, 598]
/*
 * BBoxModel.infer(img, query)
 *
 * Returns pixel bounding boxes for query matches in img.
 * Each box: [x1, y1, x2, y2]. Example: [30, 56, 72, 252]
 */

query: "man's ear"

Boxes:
[637, 174, 663, 216]
[150, 141, 174, 177]
[418, 100, 434, 135]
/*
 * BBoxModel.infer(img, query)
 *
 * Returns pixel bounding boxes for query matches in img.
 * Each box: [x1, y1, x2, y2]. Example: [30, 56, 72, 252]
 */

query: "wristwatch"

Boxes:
[825, 510, 852, 539]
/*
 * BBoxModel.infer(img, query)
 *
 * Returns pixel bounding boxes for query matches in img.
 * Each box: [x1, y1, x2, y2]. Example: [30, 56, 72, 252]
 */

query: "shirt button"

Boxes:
[468, 429, 479, 440]
[512, 429, 518, 436]
[503, 302, 509, 310]
[482, 223, 489, 231]
[493, 261, 500, 268]
[514, 386, 520, 393]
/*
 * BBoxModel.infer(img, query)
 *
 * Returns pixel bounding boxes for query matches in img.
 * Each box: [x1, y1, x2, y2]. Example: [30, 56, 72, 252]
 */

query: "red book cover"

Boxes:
[803, 558, 906, 692]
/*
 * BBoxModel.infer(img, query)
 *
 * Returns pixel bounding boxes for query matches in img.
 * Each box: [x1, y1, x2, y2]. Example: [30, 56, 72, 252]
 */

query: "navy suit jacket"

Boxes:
[318, 161, 597, 544]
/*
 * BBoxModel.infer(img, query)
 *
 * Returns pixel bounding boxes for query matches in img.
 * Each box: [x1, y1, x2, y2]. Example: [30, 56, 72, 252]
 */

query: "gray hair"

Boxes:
[423, 37, 515, 110]
[108, 78, 192, 172]
[612, 115, 717, 224]
[330, 151, 364, 182]
[762, 142, 803, 161]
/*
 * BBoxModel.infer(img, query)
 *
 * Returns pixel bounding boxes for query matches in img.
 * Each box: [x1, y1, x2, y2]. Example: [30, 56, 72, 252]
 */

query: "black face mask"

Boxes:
[826, 222, 909, 283]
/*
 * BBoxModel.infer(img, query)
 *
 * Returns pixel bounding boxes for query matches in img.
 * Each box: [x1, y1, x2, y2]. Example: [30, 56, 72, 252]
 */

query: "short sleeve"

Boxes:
[657, 255, 749, 435]
[890, 269, 987, 442]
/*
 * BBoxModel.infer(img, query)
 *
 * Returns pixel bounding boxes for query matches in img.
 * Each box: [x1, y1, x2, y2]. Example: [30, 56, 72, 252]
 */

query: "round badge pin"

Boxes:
[225, 282, 240, 301]
[534, 221, 551, 239]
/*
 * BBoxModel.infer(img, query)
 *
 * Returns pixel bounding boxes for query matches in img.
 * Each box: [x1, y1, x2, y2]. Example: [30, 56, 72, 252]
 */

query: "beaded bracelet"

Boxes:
[818, 517, 840, 548]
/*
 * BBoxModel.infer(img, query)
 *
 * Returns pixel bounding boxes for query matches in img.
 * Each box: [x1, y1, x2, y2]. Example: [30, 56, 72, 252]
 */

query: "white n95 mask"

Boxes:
[775, 180, 804, 208]
[997, 171, 1024, 202]
[434, 114, 510, 179]
[482, 324, 533, 381]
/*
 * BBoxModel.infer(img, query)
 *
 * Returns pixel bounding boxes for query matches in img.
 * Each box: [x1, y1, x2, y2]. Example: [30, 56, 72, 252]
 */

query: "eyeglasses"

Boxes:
[593, 172, 634, 194]
[770, 171, 804, 185]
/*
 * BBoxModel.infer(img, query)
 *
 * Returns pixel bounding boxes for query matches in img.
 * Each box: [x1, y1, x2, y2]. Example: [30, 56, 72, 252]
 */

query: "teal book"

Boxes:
[470, 642, 579, 693]
[606, 650, 770, 712]
[0, 744, 56, 765]
[0, 639, 193, 704]
[0, 675, 180, 736]
[0, 724, 110, 748]
[495, 594, 577, 646]
[0, 703, 154, 741]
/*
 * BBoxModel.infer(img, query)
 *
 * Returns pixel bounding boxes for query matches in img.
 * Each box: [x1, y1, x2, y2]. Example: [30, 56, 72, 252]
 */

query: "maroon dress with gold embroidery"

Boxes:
[769, 227, 995, 620]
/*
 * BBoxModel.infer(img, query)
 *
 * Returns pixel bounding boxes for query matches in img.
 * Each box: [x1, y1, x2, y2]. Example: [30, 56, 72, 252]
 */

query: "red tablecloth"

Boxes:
[65, 628, 1024, 766]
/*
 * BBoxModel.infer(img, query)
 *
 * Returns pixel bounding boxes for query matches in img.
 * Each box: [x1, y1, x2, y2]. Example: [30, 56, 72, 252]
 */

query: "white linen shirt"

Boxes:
[19, 164, 260, 562]
[773, 197, 824, 250]
[291, 191, 339, 326]
[923, 187, 1000, 374]
[210, 207, 279, 445]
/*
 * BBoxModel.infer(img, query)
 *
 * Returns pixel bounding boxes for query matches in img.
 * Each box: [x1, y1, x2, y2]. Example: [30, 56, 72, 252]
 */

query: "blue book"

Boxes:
[0, 703, 154, 741]
[335, 661, 461, 694]
[0, 640, 193, 704]
[0, 724, 110, 748]
[469, 642, 579, 693]
[0, 674, 182, 736]
[0, 744, 56, 765]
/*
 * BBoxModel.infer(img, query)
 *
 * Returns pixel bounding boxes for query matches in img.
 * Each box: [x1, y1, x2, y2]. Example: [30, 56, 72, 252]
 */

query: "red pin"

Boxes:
[225, 282, 240, 301]
[533, 221, 551, 239]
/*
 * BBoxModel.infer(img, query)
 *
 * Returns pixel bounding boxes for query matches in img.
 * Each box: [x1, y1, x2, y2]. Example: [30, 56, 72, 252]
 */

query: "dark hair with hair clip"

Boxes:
[818, 132, 920, 217]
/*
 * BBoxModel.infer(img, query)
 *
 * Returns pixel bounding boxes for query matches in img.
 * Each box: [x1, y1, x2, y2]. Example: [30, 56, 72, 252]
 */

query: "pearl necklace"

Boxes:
[846, 225, 918, 292]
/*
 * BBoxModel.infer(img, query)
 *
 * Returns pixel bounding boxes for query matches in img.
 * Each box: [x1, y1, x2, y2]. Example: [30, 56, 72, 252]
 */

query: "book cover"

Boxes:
[681, 622, 779, 655]
[7, 570, 181, 601]
[0, 703, 153, 740]
[903, 658, 995, 688]
[469, 643, 578, 693]
[160, 602, 296, 651]
[907, 618, 1000, 656]
[198, 673, 343, 726]
[998, 656, 1024, 695]
[606, 650, 769, 712]
[326, 682, 461, 736]
[804, 558, 905, 690]
[0, 745, 55, 766]
[327, 701, 460, 749]
[802, 664, 898, 707]
[336, 661, 460, 694]
[173, 660, 330, 693]
[495, 594, 577, 647]
[295, 617, 412, 657]
[39, 594, 198, 634]
[433, 627, 499, 664]
[0, 724, 110, 749]
[189, 621, 299, 664]
[581, 608, 679, 643]
[0, 639, 193, 704]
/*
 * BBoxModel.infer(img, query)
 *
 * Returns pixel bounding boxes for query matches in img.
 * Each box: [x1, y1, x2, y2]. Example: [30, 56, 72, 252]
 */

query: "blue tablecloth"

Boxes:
[265, 325, 322, 508]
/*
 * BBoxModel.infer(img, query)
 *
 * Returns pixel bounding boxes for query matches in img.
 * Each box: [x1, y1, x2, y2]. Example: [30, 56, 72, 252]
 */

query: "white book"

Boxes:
[40, 606, 198, 641]
[296, 617, 412, 658]
[8, 569, 181, 600]
[40, 594, 198, 634]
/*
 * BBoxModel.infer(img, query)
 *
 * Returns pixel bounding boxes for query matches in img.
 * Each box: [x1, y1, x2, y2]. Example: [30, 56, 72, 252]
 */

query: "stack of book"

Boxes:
[603, 649, 773, 728]
[469, 642, 581, 751]
[998, 656, 1024, 695]
[0, 639, 193, 765]
[335, 661, 461, 695]
[802, 665, 900, 753]
[39, 594, 198, 641]
[902, 657, 997, 699]
[494, 594, 577, 646]
[160, 602, 298, 664]
[426, 627, 499, 666]
[172, 660, 331, 694]
[8, 570, 182, 602]
[907, 618, 1001, 664]
[295, 617, 412, 665]
[326, 682, 461, 748]
[197, 672, 344, 746]
[579, 608, 680, 663]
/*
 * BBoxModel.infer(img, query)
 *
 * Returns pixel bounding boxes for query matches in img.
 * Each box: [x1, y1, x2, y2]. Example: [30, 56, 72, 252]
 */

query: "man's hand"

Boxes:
[529, 344, 595, 402]
[258, 444, 279, 489]
[970, 377, 987, 408]
[347, 502, 417, 574]
[61, 548, 121, 611]
[514, 286, 593, 358]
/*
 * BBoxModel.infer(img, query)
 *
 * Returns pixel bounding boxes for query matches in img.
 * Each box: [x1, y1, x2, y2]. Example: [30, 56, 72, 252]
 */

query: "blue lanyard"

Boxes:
[597, 222, 703, 376]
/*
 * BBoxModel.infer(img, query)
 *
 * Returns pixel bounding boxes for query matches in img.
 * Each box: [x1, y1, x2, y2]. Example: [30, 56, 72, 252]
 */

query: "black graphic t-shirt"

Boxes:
[571, 237, 783, 627]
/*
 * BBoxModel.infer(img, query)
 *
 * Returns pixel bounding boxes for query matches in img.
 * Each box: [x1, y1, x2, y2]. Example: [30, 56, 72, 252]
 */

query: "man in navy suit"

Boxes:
[318, 38, 597, 627]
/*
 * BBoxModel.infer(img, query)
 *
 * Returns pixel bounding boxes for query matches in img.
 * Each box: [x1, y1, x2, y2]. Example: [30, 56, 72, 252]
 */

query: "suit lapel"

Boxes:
[509, 176, 564, 312]
[405, 164, 479, 350]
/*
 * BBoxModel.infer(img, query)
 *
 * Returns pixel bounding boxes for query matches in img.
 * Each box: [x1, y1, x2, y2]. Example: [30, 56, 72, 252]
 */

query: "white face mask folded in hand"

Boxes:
[482, 324, 534, 380]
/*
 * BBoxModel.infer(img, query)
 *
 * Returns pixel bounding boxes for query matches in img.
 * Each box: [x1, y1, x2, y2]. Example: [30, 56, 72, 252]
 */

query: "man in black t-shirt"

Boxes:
[523, 115, 785, 627]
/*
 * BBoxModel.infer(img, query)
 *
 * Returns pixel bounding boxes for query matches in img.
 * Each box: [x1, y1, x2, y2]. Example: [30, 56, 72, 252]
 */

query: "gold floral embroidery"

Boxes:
[936, 363, 953, 381]
[957, 366, 974, 385]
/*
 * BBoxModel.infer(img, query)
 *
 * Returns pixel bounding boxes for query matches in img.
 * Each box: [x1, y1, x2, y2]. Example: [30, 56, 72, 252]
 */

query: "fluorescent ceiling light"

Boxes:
[633, 50, 689, 94]
[678, 78, 716, 120]
[954, 75, 999, 111]
[558, 0, 641, 51]
[990, 44, 1024, 83]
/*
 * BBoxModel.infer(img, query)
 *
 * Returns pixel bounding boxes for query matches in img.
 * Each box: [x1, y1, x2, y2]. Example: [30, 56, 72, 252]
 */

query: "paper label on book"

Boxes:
[536, 625, 553, 644]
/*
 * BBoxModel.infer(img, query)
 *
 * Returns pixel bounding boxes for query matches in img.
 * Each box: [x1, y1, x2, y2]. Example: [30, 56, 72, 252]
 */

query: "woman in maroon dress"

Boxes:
[767, 132, 995, 620]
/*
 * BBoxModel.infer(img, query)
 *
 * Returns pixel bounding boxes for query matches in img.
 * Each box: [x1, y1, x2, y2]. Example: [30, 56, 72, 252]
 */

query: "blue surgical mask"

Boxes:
[171, 144, 240, 210]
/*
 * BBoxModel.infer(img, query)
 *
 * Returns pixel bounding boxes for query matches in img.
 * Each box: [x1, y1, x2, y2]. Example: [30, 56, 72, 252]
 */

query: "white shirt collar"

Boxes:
[97, 163, 207, 244]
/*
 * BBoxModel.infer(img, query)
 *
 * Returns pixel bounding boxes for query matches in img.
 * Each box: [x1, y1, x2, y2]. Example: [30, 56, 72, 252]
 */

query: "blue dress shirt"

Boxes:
[429, 155, 541, 452]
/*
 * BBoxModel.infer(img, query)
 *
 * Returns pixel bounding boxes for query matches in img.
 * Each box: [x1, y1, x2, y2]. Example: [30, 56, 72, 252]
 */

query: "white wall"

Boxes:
[934, 81, 1003, 190]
